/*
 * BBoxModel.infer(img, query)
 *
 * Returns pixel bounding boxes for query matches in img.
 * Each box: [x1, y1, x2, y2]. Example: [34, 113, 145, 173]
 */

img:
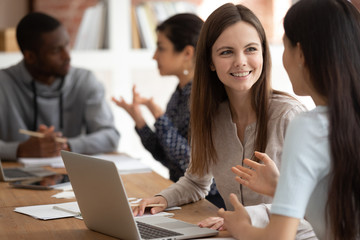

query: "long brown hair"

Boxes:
[189, 3, 273, 176]
[284, 0, 360, 239]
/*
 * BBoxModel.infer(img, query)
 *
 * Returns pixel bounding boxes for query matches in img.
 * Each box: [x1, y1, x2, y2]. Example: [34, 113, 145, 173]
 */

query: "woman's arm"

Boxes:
[154, 115, 190, 173]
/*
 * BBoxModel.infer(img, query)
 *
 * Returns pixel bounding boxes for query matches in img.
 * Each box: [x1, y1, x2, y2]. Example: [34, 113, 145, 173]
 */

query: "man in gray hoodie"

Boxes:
[0, 12, 120, 160]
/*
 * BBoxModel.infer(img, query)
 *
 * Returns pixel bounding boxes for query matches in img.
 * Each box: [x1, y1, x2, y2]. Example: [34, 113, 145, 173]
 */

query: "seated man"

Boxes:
[0, 12, 120, 160]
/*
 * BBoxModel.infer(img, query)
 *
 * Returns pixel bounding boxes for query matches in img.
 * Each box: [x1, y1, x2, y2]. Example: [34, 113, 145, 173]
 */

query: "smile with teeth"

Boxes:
[231, 71, 251, 77]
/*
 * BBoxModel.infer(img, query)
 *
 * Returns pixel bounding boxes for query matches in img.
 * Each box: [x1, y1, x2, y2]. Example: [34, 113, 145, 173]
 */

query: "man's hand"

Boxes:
[17, 125, 68, 158]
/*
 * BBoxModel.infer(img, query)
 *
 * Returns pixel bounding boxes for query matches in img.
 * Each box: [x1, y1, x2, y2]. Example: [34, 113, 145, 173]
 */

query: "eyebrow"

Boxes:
[215, 42, 260, 53]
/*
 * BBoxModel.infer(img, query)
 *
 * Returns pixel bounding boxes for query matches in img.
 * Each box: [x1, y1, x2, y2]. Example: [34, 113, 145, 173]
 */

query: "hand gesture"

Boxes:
[232, 151, 279, 197]
[131, 85, 164, 119]
[132, 196, 168, 216]
[217, 193, 251, 240]
[144, 97, 164, 120]
[112, 85, 146, 128]
[17, 124, 68, 158]
[197, 216, 225, 230]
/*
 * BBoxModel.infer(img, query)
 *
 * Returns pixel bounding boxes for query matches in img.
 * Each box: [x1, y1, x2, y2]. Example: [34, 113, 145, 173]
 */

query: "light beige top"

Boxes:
[159, 94, 306, 210]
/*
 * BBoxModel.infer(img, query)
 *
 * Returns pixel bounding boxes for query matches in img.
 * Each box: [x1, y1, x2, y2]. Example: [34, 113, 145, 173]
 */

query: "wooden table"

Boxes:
[0, 162, 230, 239]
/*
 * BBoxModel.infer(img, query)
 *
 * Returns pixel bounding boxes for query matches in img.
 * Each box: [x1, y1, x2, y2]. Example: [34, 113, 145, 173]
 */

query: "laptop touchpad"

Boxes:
[156, 221, 195, 229]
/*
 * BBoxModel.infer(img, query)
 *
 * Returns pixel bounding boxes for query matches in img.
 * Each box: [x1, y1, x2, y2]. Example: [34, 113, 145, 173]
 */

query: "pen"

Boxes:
[130, 203, 166, 207]
[19, 129, 67, 143]
[53, 205, 81, 216]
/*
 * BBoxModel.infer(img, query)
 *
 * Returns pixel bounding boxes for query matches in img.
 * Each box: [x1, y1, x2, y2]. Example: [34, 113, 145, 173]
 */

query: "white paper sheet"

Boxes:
[14, 202, 79, 220]
[19, 154, 152, 174]
[19, 156, 63, 168]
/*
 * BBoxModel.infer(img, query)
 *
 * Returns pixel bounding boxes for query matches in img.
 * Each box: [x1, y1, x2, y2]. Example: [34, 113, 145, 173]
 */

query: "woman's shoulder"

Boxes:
[290, 106, 328, 131]
[268, 92, 307, 120]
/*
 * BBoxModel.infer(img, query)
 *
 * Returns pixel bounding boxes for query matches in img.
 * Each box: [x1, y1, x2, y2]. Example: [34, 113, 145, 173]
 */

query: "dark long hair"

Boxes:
[284, 0, 360, 239]
[189, 3, 275, 175]
[156, 13, 203, 52]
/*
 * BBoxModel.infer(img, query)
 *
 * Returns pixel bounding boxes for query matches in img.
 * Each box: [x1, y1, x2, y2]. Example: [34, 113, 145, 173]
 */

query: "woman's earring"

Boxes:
[183, 69, 189, 75]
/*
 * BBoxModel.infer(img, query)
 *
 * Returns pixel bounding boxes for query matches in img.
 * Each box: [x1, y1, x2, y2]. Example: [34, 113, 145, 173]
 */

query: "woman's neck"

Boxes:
[178, 71, 193, 88]
[227, 90, 256, 125]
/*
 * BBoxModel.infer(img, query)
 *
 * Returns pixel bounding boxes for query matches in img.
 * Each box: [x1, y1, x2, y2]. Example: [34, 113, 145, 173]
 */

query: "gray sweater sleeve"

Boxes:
[157, 171, 213, 207]
[0, 142, 20, 161]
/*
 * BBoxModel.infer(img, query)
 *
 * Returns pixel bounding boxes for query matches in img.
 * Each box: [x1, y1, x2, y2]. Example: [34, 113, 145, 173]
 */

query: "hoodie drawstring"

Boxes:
[31, 78, 64, 131]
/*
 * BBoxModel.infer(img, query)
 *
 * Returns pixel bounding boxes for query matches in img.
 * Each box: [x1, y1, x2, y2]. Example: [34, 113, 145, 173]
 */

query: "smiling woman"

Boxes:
[130, 3, 316, 239]
[210, 21, 263, 99]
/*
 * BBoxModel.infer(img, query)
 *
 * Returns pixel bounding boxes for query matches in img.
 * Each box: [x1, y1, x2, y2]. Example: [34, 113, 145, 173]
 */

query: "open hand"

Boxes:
[217, 193, 251, 240]
[232, 151, 279, 197]
[112, 85, 146, 128]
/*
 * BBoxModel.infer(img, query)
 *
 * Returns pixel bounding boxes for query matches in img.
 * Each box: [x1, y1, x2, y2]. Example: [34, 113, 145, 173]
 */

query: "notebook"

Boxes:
[61, 151, 218, 240]
[0, 158, 55, 182]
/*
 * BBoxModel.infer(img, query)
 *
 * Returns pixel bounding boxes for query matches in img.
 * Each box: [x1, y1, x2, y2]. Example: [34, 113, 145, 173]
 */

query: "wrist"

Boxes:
[146, 100, 163, 119]
[135, 120, 146, 129]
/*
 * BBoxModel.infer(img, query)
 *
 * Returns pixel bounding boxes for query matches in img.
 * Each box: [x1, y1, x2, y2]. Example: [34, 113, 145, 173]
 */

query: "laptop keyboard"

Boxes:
[4, 168, 34, 178]
[136, 221, 183, 240]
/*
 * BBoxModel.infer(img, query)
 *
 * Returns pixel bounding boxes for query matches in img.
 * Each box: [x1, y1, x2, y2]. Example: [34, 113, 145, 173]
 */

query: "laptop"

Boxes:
[0, 158, 55, 182]
[61, 151, 218, 240]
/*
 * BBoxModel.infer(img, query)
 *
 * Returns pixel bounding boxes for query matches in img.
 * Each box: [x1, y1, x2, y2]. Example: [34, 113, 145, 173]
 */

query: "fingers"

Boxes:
[232, 165, 253, 176]
[254, 151, 272, 164]
[111, 96, 120, 105]
[132, 197, 167, 216]
[197, 217, 223, 229]
[243, 158, 262, 169]
[132, 200, 147, 216]
[111, 96, 128, 108]
[234, 176, 249, 186]
[197, 217, 218, 226]
[217, 208, 226, 218]
[229, 193, 242, 211]
[38, 124, 48, 132]
[232, 167, 250, 185]
[150, 206, 165, 215]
